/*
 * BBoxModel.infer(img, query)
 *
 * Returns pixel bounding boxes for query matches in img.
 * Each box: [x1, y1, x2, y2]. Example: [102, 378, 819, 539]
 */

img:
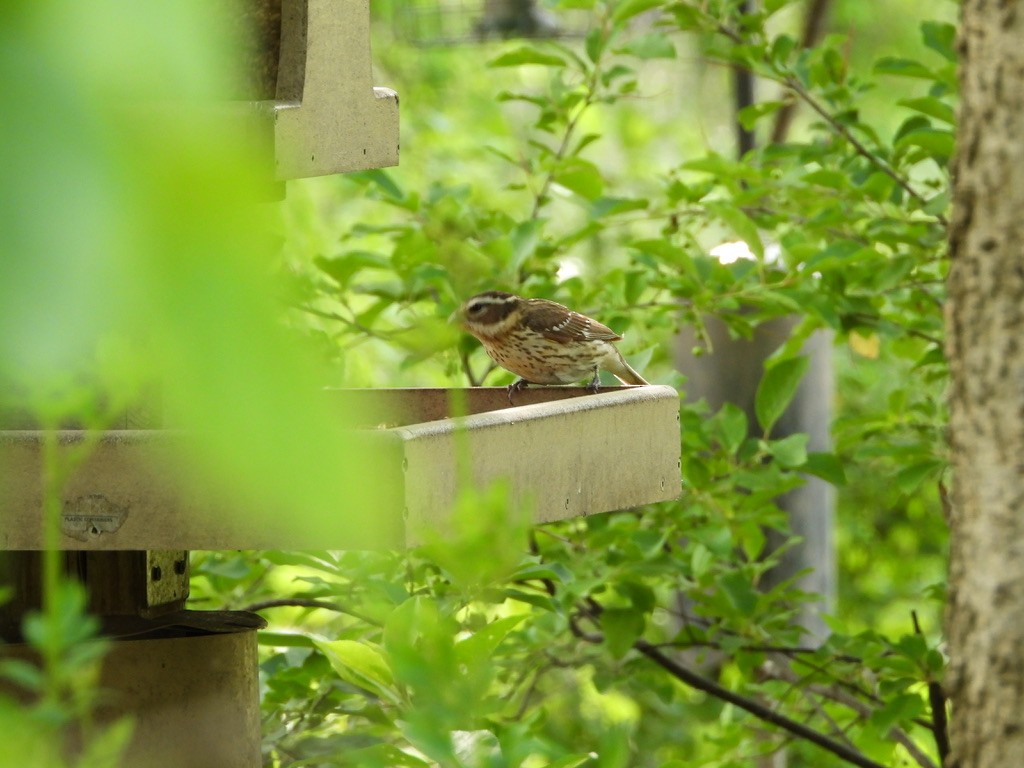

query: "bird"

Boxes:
[455, 291, 648, 401]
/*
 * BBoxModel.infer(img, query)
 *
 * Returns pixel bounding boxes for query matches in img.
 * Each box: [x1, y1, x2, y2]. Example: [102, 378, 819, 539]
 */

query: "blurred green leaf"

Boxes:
[874, 56, 935, 79]
[553, 158, 605, 200]
[738, 99, 785, 130]
[602, 608, 645, 659]
[315, 639, 402, 705]
[706, 201, 764, 258]
[897, 96, 955, 125]
[542, 754, 597, 768]
[755, 357, 810, 434]
[455, 615, 527, 668]
[611, 0, 663, 26]
[803, 452, 848, 485]
[895, 128, 955, 162]
[769, 433, 809, 468]
[489, 46, 567, 68]
[921, 20, 956, 62]
[719, 571, 758, 614]
[617, 33, 677, 60]
[316, 251, 390, 287]
[715, 402, 749, 455]
[894, 459, 944, 494]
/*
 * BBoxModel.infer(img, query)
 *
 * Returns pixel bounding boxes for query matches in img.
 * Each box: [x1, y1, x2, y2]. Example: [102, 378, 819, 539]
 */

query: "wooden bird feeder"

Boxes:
[1, 387, 680, 765]
[0, 3, 680, 765]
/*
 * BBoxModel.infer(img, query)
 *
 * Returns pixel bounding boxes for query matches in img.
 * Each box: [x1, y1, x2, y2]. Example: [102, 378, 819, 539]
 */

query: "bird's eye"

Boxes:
[467, 302, 486, 316]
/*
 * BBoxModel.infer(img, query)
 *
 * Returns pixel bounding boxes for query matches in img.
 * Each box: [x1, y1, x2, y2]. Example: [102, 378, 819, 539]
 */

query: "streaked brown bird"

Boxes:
[456, 291, 648, 400]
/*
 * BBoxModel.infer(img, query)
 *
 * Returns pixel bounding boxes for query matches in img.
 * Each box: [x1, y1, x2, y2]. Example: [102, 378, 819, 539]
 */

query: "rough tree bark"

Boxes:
[946, 3, 1024, 767]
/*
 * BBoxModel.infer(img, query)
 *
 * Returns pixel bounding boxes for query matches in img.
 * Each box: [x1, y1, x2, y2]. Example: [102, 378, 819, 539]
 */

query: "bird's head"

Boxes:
[454, 291, 523, 339]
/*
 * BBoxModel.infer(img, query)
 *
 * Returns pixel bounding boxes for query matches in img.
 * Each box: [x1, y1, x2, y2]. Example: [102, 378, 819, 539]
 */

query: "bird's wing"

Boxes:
[523, 300, 623, 343]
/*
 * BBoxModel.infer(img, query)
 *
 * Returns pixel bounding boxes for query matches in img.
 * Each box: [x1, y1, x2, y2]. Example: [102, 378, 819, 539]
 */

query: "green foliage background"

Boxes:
[260, 1, 954, 765]
[0, 0, 955, 767]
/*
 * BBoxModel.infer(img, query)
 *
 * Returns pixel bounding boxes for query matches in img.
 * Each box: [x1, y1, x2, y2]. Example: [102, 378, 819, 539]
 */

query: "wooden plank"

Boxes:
[399, 386, 682, 542]
[0, 387, 680, 550]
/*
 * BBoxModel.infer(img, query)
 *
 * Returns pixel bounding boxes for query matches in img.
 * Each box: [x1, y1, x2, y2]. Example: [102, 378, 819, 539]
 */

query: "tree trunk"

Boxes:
[946, 3, 1024, 767]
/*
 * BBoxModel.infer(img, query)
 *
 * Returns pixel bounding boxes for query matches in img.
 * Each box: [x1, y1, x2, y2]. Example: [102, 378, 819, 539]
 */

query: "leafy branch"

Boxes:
[704, 10, 949, 229]
[568, 597, 892, 768]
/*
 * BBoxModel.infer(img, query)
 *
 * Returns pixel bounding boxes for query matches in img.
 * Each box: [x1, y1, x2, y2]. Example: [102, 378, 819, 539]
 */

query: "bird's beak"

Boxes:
[448, 306, 463, 325]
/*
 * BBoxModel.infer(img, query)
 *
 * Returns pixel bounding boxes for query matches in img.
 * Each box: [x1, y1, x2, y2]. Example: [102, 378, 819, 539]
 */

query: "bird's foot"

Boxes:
[508, 378, 530, 404]
[586, 373, 601, 394]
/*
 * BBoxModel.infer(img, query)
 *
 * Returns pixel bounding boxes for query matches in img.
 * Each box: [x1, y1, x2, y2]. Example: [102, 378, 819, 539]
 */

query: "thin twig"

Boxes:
[794, 677, 861, 752]
[635, 640, 888, 768]
[572, 598, 887, 768]
[529, 68, 601, 221]
[781, 74, 948, 229]
[764, 660, 937, 768]
[912, 611, 951, 765]
[243, 597, 380, 626]
[771, 0, 835, 144]
[650, 639, 863, 664]
[713, 17, 948, 230]
[845, 312, 944, 347]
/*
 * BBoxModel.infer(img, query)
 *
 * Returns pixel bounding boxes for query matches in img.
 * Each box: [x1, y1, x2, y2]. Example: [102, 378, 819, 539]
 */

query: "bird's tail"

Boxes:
[609, 352, 649, 386]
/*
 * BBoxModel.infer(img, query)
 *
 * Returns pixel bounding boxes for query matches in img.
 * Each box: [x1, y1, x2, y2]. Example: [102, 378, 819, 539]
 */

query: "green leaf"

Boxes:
[585, 28, 605, 64]
[719, 571, 758, 614]
[895, 128, 954, 163]
[803, 452, 847, 485]
[315, 251, 389, 287]
[716, 402, 748, 455]
[897, 96, 955, 125]
[690, 543, 713, 579]
[874, 57, 935, 80]
[455, 615, 527, 667]
[740, 525, 766, 562]
[923, 190, 951, 216]
[602, 608, 645, 659]
[76, 717, 134, 768]
[682, 456, 710, 487]
[894, 459, 944, 494]
[258, 631, 317, 648]
[343, 744, 432, 767]
[683, 152, 744, 177]
[488, 46, 566, 68]
[706, 201, 763, 259]
[611, 0, 663, 26]
[0, 659, 44, 692]
[572, 132, 603, 156]
[315, 639, 401, 704]
[542, 754, 597, 768]
[755, 356, 810, 434]
[671, 4, 704, 29]
[500, 588, 557, 612]
[509, 560, 572, 583]
[869, 693, 926, 735]
[770, 33, 796, 64]
[617, 33, 676, 60]
[921, 20, 956, 62]
[590, 196, 648, 218]
[509, 219, 543, 273]
[801, 169, 849, 189]
[894, 114, 932, 142]
[737, 99, 785, 130]
[769, 433, 808, 468]
[553, 158, 604, 200]
[765, 0, 800, 14]
[346, 168, 405, 200]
